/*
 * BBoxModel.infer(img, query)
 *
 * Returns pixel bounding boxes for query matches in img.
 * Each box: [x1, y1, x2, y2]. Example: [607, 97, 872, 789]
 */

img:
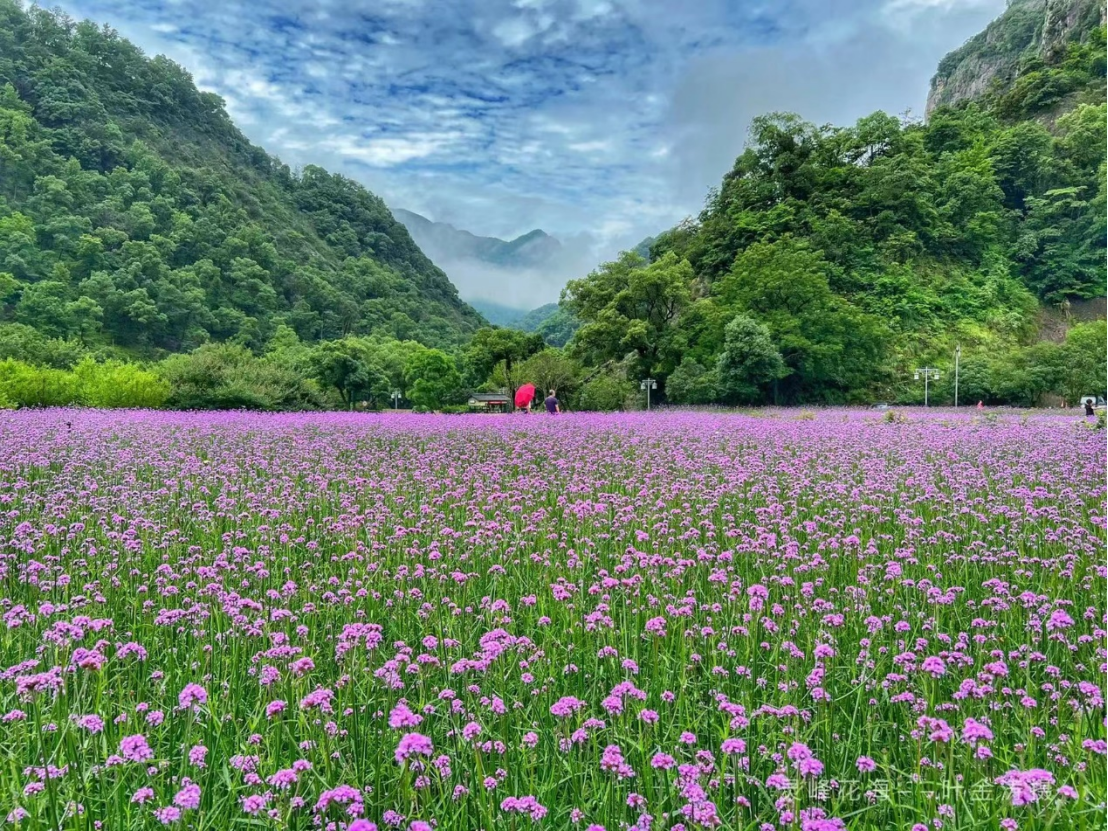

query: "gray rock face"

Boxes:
[926, 0, 1104, 116]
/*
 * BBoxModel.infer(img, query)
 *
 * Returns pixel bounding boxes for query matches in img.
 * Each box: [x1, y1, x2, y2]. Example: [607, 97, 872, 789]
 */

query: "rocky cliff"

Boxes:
[927, 0, 1105, 115]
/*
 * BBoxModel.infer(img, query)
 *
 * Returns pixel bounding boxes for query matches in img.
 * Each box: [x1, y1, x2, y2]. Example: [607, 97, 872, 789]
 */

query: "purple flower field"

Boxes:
[0, 408, 1104, 831]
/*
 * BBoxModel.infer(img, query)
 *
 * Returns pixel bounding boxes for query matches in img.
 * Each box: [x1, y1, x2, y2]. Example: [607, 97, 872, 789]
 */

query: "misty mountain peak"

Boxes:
[390, 207, 587, 311]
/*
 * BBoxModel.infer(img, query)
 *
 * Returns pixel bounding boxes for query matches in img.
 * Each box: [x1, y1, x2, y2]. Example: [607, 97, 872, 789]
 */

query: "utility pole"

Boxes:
[954, 345, 961, 408]
[914, 367, 940, 407]
[640, 378, 657, 410]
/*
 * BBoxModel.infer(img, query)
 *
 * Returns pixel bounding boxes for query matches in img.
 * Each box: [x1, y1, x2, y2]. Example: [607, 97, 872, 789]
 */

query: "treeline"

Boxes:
[0, 324, 451, 411]
[0, 322, 628, 411]
[6, 313, 1101, 412]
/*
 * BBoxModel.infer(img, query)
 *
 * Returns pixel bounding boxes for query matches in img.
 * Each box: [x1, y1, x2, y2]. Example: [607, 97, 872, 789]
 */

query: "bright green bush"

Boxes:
[72, 358, 170, 409]
[0, 358, 170, 408]
[0, 359, 78, 407]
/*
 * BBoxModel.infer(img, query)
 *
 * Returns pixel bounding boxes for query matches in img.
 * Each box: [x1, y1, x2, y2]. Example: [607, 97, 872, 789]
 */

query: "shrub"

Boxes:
[0, 359, 78, 407]
[0, 358, 171, 409]
[157, 344, 323, 411]
[72, 358, 170, 409]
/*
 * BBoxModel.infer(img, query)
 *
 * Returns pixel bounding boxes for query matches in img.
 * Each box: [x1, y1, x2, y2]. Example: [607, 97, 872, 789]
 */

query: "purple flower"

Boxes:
[920, 656, 946, 677]
[395, 732, 434, 764]
[153, 806, 181, 824]
[188, 745, 208, 768]
[389, 702, 423, 729]
[76, 714, 105, 733]
[120, 734, 154, 763]
[173, 780, 201, 810]
[177, 684, 207, 710]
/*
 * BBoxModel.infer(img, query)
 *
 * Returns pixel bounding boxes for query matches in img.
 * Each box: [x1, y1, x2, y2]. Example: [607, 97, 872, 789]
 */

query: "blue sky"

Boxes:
[55, 0, 1005, 293]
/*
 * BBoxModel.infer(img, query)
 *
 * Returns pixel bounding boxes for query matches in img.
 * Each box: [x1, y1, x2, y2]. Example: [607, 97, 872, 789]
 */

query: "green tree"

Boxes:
[562, 250, 693, 380]
[952, 355, 997, 405]
[1059, 320, 1107, 404]
[158, 343, 321, 411]
[15, 280, 74, 338]
[666, 357, 719, 405]
[404, 349, 462, 411]
[718, 238, 886, 401]
[309, 340, 389, 409]
[463, 327, 544, 395]
[715, 314, 787, 404]
[515, 349, 580, 402]
[990, 341, 1066, 407]
[576, 366, 635, 411]
[0, 322, 85, 368]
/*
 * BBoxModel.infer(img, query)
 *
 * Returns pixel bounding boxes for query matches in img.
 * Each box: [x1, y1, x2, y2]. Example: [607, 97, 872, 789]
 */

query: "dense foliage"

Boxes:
[559, 22, 1106, 405]
[0, 1, 483, 361]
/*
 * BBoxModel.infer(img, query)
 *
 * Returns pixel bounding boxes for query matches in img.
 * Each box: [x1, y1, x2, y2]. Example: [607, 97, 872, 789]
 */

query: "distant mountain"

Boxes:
[517, 303, 558, 330]
[392, 209, 563, 270]
[517, 303, 580, 348]
[632, 236, 656, 261]
[468, 300, 527, 327]
[390, 209, 588, 312]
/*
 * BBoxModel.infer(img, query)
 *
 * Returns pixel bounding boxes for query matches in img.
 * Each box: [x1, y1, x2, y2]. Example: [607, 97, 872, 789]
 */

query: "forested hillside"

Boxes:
[562, 3, 1106, 405]
[0, 1, 483, 362]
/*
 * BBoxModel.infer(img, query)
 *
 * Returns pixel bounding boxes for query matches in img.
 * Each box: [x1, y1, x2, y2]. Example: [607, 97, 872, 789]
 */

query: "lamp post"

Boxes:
[954, 345, 961, 408]
[914, 367, 940, 407]
[390, 390, 402, 410]
[640, 378, 657, 411]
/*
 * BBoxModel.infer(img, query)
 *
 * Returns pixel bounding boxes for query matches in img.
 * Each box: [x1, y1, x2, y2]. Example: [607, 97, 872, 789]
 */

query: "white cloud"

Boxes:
[492, 17, 539, 48]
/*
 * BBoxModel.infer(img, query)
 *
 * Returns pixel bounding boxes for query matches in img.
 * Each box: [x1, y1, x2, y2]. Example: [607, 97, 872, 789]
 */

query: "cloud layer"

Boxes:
[54, 0, 1006, 302]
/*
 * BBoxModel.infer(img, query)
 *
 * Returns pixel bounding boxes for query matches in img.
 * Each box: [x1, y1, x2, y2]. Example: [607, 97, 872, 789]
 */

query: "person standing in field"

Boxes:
[544, 389, 560, 415]
[515, 383, 536, 414]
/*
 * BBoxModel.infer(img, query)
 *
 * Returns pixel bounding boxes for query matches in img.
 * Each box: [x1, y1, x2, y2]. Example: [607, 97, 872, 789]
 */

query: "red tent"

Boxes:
[514, 384, 536, 409]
